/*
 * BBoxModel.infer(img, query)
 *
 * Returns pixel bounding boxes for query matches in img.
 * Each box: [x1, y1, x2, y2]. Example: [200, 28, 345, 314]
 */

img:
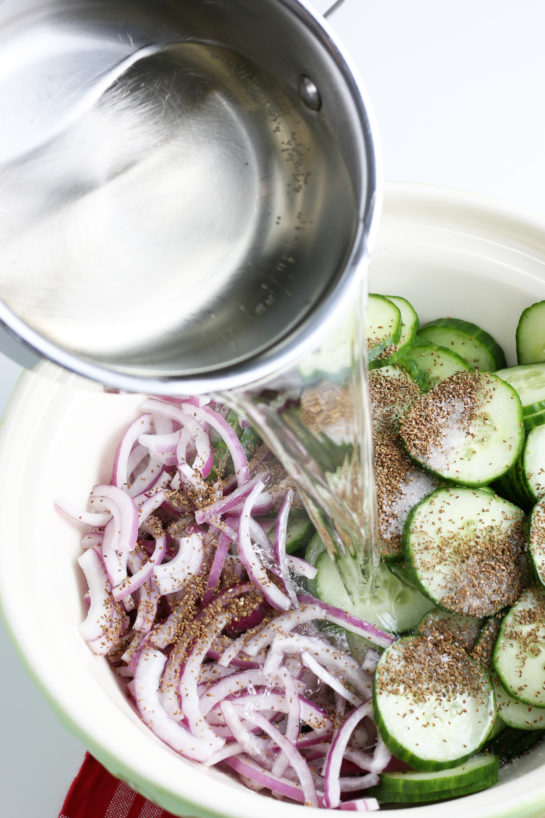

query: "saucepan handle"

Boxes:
[323, 0, 348, 18]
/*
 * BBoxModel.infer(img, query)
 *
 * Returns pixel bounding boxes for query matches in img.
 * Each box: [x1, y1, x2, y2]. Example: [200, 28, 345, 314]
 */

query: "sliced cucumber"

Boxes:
[498, 423, 545, 510]
[418, 318, 506, 371]
[374, 634, 496, 770]
[516, 300, 545, 365]
[367, 294, 402, 368]
[529, 498, 545, 588]
[370, 753, 499, 804]
[385, 295, 419, 350]
[403, 487, 526, 618]
[492, 672, 545, 731]
[400, 371, 524, 486]
[416, 609, 482, 652]
[493, 586, 545, 708]
[520, 424, 545, 503]
[394, 339, 469, 391]
[314, 551, 434, 634]
[496, 363, 545, 428]
[525, 407, 545, 430]
[284, 509, 315, 554]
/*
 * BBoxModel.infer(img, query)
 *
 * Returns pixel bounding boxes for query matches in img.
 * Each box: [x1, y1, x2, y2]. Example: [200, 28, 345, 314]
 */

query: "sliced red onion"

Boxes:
[203, 741, 244, 767]
[301, 652, 362, 708]
[208, 690, 331, 734]
[195, 473, 269, 526]
[132, 471, 172, 510]
[89, 484, 139, 555]
[228, 489, 276, 518]
[133, 647, 224, 761]
[208, 517, 239, 544]
[77, 548, 113, 643]
[127, 455, 165, 498]
[112, 413, 154, 488]
[112, 536, 166, 602]
[220, 701, 270, 764]
[240, 711, 318, 807]
[153, 533, 204, 595]
[133, 576, 161, 634]
[323, 701, 374, 809]
[99, 518, 129, 587]
[238, 481, 291, 612]
[339, 773, 380, 792]
[271, 668, 300, 779]
[369, 735, 392, 774]
[180, 403, 249, 486]
[225, 599, 269, 636]
[200, 669, 279, 717]
[264, 634, 371, 698]
[201, 532, 230, 607]
[137, 490, 167, 526]
[80, 531, 102, 550]
[297, 595, 394, 649]
[273, 490, 297, 606]
[141, 398, 212, 485]
[55, 497, 111, 528]
[138, 429, 181, 459]
[286, 555, 317, 580]
[150, 583, 202, 650]
[179, 612, 230, 746]
[223, 756, 325, 806]
[339, 798, 380, 812]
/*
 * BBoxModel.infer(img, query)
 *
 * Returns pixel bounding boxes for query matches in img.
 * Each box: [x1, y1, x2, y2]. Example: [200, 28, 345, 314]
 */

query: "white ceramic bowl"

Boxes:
[2, 183, 545, 818]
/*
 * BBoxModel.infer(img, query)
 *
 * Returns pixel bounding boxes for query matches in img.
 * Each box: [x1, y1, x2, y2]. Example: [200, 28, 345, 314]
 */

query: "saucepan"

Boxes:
[0, 0, 380, 395]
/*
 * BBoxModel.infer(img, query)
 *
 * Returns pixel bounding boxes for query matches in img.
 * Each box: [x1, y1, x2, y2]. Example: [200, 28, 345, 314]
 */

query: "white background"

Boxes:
[3, 1, 545, 815]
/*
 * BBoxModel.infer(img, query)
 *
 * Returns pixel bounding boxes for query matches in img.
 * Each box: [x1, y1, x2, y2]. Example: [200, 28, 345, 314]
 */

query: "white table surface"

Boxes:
[3, 1, 545, 815]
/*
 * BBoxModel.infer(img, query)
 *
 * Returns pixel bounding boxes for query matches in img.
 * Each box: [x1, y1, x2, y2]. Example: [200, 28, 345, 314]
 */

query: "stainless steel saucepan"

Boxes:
[0, 0, 380, 395]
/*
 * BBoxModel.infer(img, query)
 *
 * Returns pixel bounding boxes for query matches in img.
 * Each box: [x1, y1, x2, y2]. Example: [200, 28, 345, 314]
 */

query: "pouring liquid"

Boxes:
[222, 273, 379, 605]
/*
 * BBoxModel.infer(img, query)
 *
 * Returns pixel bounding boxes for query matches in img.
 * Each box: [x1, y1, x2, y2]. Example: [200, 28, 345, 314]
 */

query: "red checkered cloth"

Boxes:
[59, 753, 180, 818]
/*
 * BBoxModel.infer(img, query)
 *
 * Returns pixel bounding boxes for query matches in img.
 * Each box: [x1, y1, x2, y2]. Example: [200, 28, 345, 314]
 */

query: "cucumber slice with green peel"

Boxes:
[313, 551, 434, 634]
[516, 300, 545, 365]
[403, 487, 527, 618]
[498, 423, 545, 510]
[529, 498, 545, 587]
[369, 753, 499, 804]
[394, 339, 469, 391]
[284, 509, 315, 554]
[416, 609, 482, 652]
[487, 716, 507, 741]
[492, 672, 545, 731]
[385, 295, 419, 349]
[400, 371, 524, 486]
[374, 634, 496, 770]
[496, 363, 545, 428]
[519, 424, 545, 503]
[367, 294, 402, 368]
[493, 586, 545, 708]
[418, 318, 506, 371]
[524, 408, 545, 430]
